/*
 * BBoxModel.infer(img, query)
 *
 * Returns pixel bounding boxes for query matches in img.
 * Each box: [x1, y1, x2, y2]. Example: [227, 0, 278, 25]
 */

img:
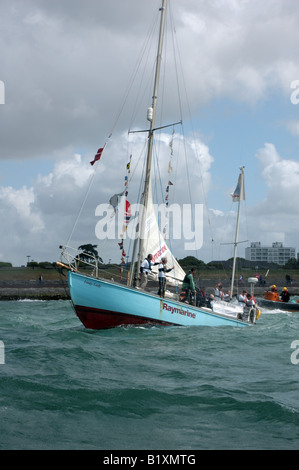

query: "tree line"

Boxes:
[2, 245, 299, 270]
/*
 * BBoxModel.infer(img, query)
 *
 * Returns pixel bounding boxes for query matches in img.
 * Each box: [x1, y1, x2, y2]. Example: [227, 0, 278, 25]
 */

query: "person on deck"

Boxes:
[271, 285, 278, 292]
[182, 268, 196, 304]
[245, 293, 256, 308]
[238, 290, 248, 304]
[222, 290, 231, 301]
[214, 283, 230, 301]
[280, 287, 290, 303]
[157, 257, 174, 298]
[214, 283, 224, 300]
[140, 254, 158, 289]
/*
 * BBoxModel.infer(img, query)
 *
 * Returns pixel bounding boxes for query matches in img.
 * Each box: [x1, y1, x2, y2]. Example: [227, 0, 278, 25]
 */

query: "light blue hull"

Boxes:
[68, 271, 249, 329]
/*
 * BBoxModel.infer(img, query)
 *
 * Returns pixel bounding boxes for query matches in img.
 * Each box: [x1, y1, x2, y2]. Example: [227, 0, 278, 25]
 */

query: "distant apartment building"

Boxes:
[245, 242, 296, 266]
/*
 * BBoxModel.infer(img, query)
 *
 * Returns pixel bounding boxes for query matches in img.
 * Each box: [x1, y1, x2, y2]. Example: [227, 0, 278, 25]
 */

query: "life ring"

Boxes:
[256, 309, 261, 320]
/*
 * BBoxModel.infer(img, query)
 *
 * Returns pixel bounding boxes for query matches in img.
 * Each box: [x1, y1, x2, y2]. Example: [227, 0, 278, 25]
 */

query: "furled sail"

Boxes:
[140, 183, 185, 285]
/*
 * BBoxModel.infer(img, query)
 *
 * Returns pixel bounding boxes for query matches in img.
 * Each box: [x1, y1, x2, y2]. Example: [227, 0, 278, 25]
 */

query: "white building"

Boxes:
[245, 242, 296, 266]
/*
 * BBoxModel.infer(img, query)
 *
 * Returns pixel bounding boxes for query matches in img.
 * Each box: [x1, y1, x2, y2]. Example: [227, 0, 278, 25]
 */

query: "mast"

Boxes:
[129, 0, 167, 285]
[230, 166, 245, 300]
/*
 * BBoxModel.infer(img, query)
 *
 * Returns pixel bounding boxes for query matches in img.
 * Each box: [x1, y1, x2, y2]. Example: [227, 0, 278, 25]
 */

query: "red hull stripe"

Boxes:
[74, 305, 178, 329]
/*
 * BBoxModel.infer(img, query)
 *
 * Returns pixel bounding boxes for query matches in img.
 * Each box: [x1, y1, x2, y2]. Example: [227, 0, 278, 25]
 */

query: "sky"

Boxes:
[1, 0, 299, 267]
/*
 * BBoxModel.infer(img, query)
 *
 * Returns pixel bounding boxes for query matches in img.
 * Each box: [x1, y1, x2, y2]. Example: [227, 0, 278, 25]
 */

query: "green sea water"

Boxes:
[0, 299, 299, 450]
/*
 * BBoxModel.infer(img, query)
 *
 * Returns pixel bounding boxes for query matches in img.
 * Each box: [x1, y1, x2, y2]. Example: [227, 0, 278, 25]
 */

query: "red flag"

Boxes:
[125, 200, 131, 223]
[90, 147, 104, 166]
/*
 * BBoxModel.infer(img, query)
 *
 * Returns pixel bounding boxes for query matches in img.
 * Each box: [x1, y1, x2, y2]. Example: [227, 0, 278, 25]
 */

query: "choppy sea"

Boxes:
[1, 299, 299, 451]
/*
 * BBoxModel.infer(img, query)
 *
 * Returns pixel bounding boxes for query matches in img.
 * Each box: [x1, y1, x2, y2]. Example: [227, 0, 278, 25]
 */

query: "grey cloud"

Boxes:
[1, 0, 299, 160]
[1, 0, 299, 264]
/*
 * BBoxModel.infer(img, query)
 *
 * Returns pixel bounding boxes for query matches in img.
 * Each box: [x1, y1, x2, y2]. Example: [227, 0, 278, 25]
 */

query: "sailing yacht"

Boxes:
[58, 0, 259, 329]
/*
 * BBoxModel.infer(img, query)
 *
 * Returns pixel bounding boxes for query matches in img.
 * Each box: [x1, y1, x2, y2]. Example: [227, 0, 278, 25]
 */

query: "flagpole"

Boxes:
[230, 166, 244, 300]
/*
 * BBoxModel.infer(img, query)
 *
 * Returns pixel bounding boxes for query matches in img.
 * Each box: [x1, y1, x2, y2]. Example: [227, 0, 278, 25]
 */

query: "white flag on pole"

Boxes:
[232, 171, 245, 202]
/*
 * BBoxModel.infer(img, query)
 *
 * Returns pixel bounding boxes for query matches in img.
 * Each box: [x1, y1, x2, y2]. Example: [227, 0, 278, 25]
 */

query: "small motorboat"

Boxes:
[257, 290, 299, 311]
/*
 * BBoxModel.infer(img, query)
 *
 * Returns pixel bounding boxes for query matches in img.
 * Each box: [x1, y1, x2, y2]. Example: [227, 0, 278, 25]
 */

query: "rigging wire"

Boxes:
[168, 2, 215, 258]
[128, 17, 160, 132]
[121, 145, 147, 282]
[110, 10, 160, 138]
[65, 1, 215, 272]
[65, 9, 160, 250]
[65, 135, 111, 248]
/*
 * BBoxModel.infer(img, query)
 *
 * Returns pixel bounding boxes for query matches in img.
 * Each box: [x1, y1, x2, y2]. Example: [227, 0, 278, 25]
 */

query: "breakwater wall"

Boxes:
[0, 280, 70, 300]
[1, 277, 298, 300]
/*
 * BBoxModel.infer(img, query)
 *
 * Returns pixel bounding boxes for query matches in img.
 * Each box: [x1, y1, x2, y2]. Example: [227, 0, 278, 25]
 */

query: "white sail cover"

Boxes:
[140, 184, 186, 285]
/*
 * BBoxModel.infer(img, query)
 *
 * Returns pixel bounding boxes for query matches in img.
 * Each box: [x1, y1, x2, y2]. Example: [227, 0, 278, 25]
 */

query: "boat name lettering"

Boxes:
[84, 279, 101, 288]
[163, 303, 196, 319]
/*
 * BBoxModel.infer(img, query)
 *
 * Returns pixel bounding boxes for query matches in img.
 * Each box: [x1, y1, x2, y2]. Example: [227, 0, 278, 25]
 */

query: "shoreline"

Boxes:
[0, 287, 70, 301]
[1, 278, 298, 301]
[0, 280, 70, 300]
